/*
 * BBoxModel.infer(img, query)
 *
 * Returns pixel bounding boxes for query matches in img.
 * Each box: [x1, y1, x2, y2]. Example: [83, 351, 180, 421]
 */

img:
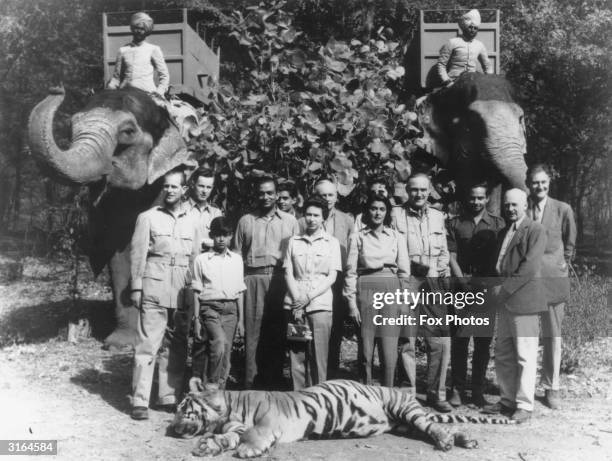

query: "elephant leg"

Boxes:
[104, 246, 139, 350]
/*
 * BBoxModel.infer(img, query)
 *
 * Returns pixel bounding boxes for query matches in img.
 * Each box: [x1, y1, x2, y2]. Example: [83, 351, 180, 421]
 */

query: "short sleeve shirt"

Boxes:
[283, 231, 341, 313]
[446, 211, 505, 276]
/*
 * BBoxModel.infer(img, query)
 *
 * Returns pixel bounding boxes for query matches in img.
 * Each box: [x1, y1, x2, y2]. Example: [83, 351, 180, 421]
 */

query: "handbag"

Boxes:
[286, 321, 313, 342]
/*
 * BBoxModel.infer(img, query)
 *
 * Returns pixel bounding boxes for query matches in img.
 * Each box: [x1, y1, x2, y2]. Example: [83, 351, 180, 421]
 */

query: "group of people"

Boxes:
[106, 10, 574, 425]
[127, 165, 575, 426]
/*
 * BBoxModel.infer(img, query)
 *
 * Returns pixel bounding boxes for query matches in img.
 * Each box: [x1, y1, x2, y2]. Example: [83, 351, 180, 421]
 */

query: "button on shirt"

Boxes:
[496, 215, 526, 274]
[344, 226, 411, 306]
[130, 204, 199, 308]
[187, 199, 223, 250]
[437, 37, 492, 83]
[283, 230, 341, 313]
[192, 250, 247, 301]
[447, 211, 505, 276]
[234, 208, 300, 268]
[391, 205, 450, 277]
[108, 41, 170, 95]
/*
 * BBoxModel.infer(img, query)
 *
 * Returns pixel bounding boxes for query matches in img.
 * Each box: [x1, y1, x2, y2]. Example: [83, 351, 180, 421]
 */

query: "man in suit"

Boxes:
[527, 165, 576, 409]
[484, 188, 548, 423]
[300, 179, 354, 378]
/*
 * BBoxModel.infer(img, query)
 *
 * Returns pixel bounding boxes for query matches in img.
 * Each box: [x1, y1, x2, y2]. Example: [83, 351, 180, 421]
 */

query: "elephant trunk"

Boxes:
[28, 88, 115, 184]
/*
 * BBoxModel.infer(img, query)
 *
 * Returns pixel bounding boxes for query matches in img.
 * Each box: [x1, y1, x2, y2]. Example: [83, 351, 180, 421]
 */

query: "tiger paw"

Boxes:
[236, 443, 268, 458]
[454, 432, 479, 449]
[192, 434, 224, 457]
[430, 426, 454, 451]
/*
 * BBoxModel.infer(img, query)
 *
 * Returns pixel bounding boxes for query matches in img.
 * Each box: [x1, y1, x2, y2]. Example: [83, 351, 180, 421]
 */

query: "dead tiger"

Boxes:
[170, 378, 514, 458]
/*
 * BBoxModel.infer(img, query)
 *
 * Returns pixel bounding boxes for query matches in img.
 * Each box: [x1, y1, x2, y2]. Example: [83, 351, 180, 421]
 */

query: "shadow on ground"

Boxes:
[70, 352, 133, 414]
[0, 299, 115, 346]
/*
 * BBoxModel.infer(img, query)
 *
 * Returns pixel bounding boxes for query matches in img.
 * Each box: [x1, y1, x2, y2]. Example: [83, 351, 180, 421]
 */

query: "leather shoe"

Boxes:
[427, 398, 453, 413]
[543, 389, 560, 410]
[481, 401, 513, 417]
[511, 409, 532, 423]
[448, 389, 465, 407]
[157, 404, 176, 413]
[471, 393, 492, 408]
[131, 406, 149, 420]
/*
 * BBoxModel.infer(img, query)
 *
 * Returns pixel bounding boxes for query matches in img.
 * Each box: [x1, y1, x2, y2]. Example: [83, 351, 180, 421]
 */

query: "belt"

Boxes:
[147, 254, 190, 267]
[358, 264, 396, 276]
[245, 266, 284, 275]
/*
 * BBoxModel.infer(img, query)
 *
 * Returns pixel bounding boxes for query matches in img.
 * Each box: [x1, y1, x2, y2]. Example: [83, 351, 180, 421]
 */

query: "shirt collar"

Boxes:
[476, 210, 493, 225]
[158, 203, 188, 218]
[535, 196, 548, 211]
[256, 207, 282, 220]
[208, 249, 231, 259]
[406, 204, 428, 218]
[190, 198, 212, 212]
[511, 215, 526, 231]
[296, 229, 329, 242]
[363, 225, 392, 236]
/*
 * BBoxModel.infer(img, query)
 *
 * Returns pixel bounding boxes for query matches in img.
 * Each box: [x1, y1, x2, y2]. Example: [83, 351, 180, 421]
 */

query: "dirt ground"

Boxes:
[1, 259, 612, 461]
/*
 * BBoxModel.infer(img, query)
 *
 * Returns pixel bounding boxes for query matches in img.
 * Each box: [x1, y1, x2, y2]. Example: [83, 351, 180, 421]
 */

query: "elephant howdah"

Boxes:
[416, 73, 528, 214]
[28, 87, 197, 348]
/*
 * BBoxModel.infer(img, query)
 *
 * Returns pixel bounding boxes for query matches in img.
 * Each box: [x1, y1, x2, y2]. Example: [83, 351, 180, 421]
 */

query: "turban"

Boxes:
[130, 12, 154, 34]
[459, 9, 481, 29]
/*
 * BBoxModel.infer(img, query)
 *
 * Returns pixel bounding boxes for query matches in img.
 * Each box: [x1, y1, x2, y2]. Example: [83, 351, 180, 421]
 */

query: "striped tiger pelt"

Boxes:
[170, 378, 513, 458]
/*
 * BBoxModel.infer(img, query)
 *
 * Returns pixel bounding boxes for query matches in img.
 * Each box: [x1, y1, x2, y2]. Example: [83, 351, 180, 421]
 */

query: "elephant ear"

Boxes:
[147, 125, 197, 184]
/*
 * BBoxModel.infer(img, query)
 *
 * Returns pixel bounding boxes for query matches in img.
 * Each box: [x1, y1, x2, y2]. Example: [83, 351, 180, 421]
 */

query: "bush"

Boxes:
[561, 266, 611, 373]
[188, 1, 426, 219]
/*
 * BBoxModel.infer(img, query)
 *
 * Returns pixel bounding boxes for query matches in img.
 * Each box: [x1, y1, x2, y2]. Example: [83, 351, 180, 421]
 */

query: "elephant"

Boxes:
[28, 86, 197, 349]
[416, 72, 528, 214]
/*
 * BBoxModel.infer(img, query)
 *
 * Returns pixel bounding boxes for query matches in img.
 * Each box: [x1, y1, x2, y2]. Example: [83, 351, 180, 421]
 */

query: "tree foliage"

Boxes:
[0, 0, 610, 249]
[189, 1, 422, 217]
[501, 0, 612, 238]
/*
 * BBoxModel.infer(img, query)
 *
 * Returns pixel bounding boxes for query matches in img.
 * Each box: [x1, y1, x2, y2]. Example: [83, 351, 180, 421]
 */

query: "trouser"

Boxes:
[451, 336, 492, 396]
[540, 302, 564, 391]
[192, 300, 238, 388]
[361, 335, 400, 388]
[495, 308, 540, 411]
[287, 310, 332, 390]
[132, 303, 189, 407]
[327, 279, 345, 379]
[400, 276, 451, 401]
[244, 273, 286, 389]
[400, 336, 450, 401]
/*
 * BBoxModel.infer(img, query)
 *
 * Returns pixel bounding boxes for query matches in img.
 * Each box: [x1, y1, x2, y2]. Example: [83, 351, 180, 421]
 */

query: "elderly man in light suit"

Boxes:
[484, 189, 548, 423]
[527, 165, 576, 409]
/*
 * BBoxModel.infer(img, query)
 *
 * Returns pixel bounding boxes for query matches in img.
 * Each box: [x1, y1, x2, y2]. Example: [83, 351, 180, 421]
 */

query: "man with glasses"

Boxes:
[437, 9, 493, 87]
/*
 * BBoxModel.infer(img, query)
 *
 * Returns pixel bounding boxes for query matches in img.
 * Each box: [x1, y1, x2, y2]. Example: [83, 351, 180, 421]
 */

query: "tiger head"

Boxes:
[170, 378, 228, 438]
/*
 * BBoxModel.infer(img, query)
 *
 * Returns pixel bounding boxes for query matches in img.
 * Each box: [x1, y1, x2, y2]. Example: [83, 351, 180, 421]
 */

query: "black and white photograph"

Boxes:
[0, 1, 610, 459]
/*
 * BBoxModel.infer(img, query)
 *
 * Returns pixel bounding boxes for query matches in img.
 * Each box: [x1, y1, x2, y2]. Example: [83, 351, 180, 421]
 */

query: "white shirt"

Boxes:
[192, 249, 246, 301]
[496, 215, 526, 274]
[107, 41, 170, 95]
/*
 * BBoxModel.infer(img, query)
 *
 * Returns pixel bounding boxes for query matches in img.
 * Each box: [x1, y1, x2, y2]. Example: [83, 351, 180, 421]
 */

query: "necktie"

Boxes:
[534, 204, 541, 222]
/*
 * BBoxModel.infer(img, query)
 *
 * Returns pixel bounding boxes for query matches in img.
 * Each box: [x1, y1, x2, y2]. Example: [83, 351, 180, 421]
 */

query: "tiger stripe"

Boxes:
[171, 379, 509, 457]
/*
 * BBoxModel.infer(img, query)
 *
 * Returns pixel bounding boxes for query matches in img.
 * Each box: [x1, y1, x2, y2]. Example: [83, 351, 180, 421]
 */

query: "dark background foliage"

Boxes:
[0, 0, 610, 265]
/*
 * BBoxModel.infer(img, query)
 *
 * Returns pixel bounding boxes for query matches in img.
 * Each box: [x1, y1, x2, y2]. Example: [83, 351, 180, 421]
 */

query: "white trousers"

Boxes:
[495, 308, 540, 411]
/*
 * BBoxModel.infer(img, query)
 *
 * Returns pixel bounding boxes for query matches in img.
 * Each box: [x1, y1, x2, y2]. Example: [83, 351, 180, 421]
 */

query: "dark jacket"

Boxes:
[496, 216, 548, 315]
